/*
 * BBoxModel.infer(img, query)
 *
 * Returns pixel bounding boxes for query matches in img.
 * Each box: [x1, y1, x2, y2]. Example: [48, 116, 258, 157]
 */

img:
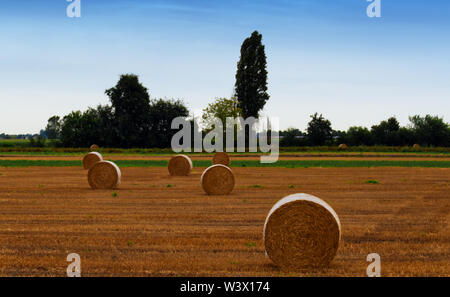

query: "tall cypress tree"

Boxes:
[235, 31, 270, 119]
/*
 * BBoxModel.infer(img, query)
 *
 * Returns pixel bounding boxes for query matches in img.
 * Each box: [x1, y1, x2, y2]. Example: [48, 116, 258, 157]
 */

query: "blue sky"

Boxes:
[1, 0, 449, 133]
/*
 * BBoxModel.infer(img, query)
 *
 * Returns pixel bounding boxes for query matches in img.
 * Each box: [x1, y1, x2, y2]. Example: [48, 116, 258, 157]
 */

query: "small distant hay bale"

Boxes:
[88, 161, 121, 189]
[168, 155, 193, 176]
[338, 143, 348, 150]
[82, 152, 103, 170]
[212, 152, 231, 167]
[201, 165, 235, 195]
[413, 144, 421, 149]
[264, 193, 341, 269]
[90, 144, 100, 151]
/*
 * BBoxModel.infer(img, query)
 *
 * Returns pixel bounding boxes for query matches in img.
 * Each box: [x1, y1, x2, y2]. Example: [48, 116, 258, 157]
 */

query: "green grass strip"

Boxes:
[0, 160, 450, 168]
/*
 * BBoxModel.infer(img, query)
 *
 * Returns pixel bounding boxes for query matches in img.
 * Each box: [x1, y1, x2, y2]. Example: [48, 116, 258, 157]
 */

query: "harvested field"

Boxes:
[0, 166, 448, 276]
[1, 153, 450, 162]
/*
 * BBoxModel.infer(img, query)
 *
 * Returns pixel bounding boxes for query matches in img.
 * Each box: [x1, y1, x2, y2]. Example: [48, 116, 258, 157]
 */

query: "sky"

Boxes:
[0, 0, 449, 134]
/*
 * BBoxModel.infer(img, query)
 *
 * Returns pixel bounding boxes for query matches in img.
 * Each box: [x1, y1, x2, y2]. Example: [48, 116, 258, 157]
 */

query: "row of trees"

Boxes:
[45, 30, 271, 149]
[41, 30, 448, 148]
[280, 113, 450, 147]
[46, 74, 189, 148]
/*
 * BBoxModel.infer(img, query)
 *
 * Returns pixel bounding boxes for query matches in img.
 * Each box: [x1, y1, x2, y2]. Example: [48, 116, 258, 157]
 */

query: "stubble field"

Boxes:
[0, 154, 449, 276]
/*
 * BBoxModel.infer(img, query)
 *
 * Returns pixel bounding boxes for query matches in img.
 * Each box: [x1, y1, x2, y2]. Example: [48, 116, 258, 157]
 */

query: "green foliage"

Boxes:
[280, 128, 307, 147]
[371, 117, 400, 145]
[55, 75, 188, 148]
[365, 180, 380, 184]
[202, 97, 241, 126]
[235, 31, 269, 118]
[105, 74, 151, 148]
[147, 99, 189, 148]
[345, 126, 373, 146]
[45, 116, 62, 139]
[307, 113, 332, 145]
[202, 97, 241, 149]
[278, 115, 448, 148]
[409, 115, 449, 147]
[1, 159, 450, 168]
[28, 135, 46, 148]
[60, 108, 102, 147]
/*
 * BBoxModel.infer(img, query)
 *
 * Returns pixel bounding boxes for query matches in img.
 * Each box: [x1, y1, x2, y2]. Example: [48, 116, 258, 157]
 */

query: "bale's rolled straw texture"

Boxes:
[88, 161, 121, 189]
[264, 193, 341, 269]
[82, 152, 103, 170]
[201, 164, 235, 195]
[168, 155, 193, 176]
[212, 152, 230, 167]
[338, 143, 348, 150]
[90, 144, 100, 151]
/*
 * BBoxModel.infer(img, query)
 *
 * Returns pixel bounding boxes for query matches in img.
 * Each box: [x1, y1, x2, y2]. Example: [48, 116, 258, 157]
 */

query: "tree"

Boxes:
[409, 115, 449, 146]
[371, 117, 400, 145]
[235, 31, 269, 118]
[202, 97, 241, 128]
[95, 104, 115, 147]
[60, 109, 101, 147]
[306, 113, 333, 145]
[105, 74, 150, 147]
[202, 97, 241, 148]
[346, 126, 372, 146]
[280, 128, 306, 147]
[45, 116, 62, 139]
[147, 99, 189, 148]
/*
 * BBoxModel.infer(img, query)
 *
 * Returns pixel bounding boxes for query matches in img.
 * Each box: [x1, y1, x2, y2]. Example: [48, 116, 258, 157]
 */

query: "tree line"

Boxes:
[280, 113, 449, 147]
[45, 74, 189, 148]
[37, 30, 449, 148]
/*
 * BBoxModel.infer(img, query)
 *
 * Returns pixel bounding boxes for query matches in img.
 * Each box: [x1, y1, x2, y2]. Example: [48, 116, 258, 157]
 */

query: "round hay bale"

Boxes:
[338, 143, 348, 150]
[82, 152, 103, 170]
[212, 152, 230, 167]
[168, 155, 193, 176]
[90, 144, 100, 151]
[201, 164, 235, 195]
[88, 161, 121, 189]
[264, 193, 341, 269]
[413, 144, 421, 149]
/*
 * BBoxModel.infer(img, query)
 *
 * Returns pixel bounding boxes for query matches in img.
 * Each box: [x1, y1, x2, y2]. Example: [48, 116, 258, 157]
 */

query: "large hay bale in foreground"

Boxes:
[264, 193, 341, 269]
[168, 155, 193, 176]
[88, 161, 121, 189]
[82, 152, 103, 170]
[413, 144, 421, 149]
[201, 164, 235, 195]
[338, 143, 348, 150]
[212, 152, 230, 167]
[90, 144, 100, 151]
